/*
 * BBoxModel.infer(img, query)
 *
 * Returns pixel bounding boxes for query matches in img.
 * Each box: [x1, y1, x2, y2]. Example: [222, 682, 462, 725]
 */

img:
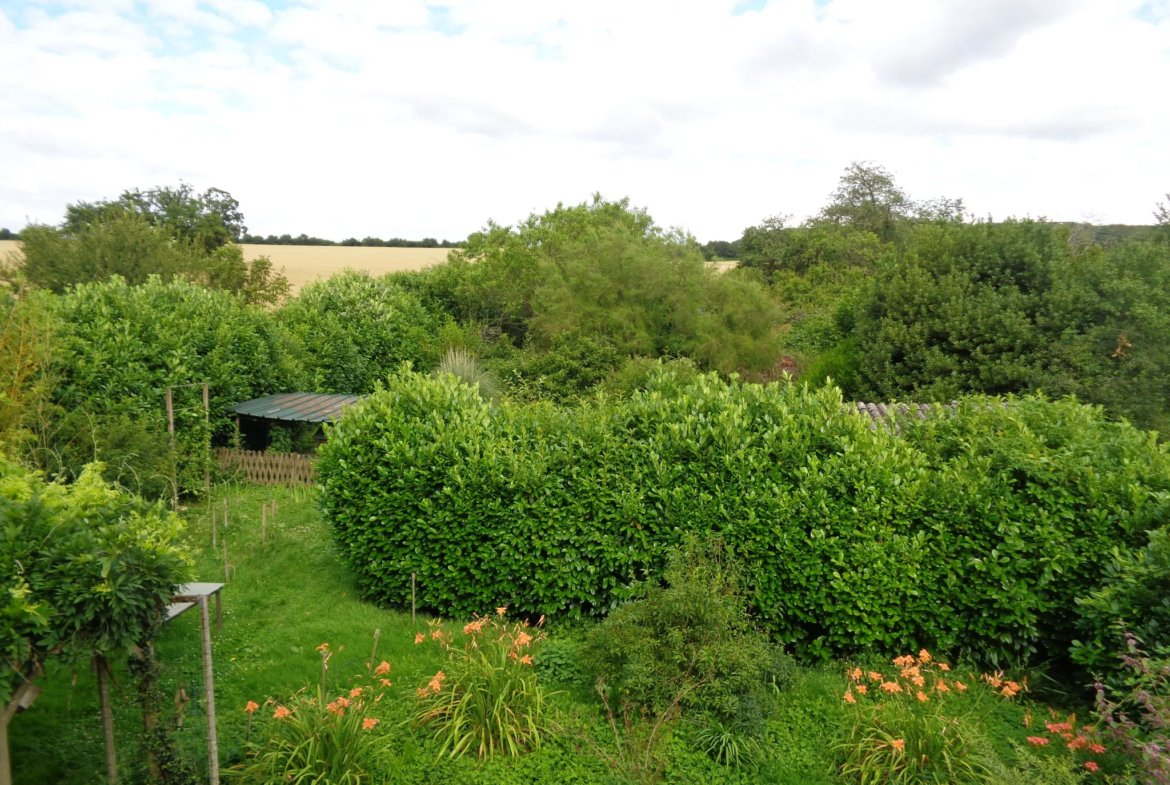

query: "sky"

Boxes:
[1, 0, 1168, 242]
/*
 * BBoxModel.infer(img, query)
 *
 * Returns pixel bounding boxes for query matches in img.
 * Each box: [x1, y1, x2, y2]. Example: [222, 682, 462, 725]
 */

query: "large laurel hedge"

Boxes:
[317, 369, 1170, 660]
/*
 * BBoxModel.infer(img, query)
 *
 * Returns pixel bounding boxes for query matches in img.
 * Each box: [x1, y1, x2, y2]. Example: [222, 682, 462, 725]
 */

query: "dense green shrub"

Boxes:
[15, 210, 289, 305]
[580, 537, 776, 722]
[318, 367, 1170, 664]
[855, 220, 1170, 432]
[1072, 526, 1170, 671]
[0, 456, 190, 703]
[530, 226, 782, 374]
[15, 214, 206, 293]
[497, 332, 624, 403]
[280, 270, 441, 395]
[51, 276, 301, 438]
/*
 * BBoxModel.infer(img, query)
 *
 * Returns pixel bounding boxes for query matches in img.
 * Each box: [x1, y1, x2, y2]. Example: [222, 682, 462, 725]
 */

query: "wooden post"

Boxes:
[166, 387, 178, 511]
[198, 597, 220, 785]
[411, 573, 416, 626]
[261, 503, 266, 546]
[203, 383, 211, 498]
[97, 655, 118, 784]
[223, 498, 228, 530]
[210, 502, 217, 548]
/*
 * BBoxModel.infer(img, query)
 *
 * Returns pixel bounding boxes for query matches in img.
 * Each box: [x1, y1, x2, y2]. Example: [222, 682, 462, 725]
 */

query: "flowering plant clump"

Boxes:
[1093, 633, 1170, 784]
[412, 610, 550, 759]
[229, 642, 392, 784]
[1016, 707, 1112, 778]
[835, 651, 1015, 784]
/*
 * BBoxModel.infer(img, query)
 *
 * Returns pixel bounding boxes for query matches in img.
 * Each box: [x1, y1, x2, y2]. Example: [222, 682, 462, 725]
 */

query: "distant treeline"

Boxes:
[0, 228, 20, 240]
[242, 233, 459, 248]
[699, 223, 1158, 261]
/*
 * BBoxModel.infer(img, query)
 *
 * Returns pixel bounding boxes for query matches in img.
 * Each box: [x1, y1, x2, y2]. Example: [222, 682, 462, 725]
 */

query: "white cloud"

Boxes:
[0, 0, 1168, 240]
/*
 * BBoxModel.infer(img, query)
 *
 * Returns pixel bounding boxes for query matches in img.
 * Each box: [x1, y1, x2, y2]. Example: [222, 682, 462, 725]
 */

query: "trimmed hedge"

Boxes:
[317, 369, 1170, 661]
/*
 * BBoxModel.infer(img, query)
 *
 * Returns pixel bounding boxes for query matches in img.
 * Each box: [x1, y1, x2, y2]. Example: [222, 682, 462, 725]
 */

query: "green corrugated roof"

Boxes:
[230, 393, 361, 423]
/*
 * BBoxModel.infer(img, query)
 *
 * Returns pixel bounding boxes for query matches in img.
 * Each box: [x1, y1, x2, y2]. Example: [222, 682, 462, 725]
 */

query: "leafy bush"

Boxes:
[412, 612, 549, 759]
[15, 208, 289, 304]
[231, 683, 391, 783]
[855, 220, 1170, 431]
[15, 214, 206, 293]
[426, 196, 783, 373]
[580, 536, 776, 721]
[317, 368, 1170, 663]
[0, 456, 190, 704]
[994, 744, 1088, 785]
[599, 355, 700, 398]
[280, 270, 440, 395]
[499, 332, 623, 403]
[51, 276, 301, 439]
[1073, 527, 1170, 673]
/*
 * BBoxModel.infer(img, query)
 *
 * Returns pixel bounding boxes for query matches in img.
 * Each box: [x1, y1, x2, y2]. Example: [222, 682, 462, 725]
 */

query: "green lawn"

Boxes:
[9, 483, 1065, 785]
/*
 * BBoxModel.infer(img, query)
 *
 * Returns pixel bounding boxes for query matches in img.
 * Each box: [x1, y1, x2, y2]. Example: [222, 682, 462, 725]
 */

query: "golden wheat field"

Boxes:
[0, 241, 735, 291]
[241, 244, 454, 292]
[0, 241, 453, 293]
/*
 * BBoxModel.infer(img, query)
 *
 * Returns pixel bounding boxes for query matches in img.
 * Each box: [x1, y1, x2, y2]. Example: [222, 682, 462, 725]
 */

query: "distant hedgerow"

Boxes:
[317, 368, 1170, 663]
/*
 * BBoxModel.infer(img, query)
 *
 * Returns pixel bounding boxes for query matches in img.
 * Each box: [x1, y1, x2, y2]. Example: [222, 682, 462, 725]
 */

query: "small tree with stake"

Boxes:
[0, 459, 190, 785]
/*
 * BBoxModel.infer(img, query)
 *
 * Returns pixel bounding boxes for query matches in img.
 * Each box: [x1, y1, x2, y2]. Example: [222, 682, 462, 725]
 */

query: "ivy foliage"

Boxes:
[279, 270, 442, 395]
[318, 368, 1170, 665]
[0, 456, 190, 704]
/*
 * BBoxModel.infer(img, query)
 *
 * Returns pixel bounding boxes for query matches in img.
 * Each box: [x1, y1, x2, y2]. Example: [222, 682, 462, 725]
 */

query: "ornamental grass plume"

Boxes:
[411, 610, 550, 759]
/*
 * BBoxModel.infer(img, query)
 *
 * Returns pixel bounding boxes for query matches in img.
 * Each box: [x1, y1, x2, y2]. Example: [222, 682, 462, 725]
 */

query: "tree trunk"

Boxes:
[1, 675, 42, 785]
[97, 655, 118, 784]
[0, 710, 11, 785]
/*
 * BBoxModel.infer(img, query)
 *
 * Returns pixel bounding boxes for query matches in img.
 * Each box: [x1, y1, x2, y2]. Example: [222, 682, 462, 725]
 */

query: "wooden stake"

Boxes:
[223, 539, 230, 584]
[261, 503, 266, 546]
[203, 382, 211, 498]
[210, 502, 217, 548]
[223, 498, 228, 530]
[198, 597, 219, 785]
[411, 573, 416, 626]
[97, 655, 118, 784]
[166, 386, 178, 512]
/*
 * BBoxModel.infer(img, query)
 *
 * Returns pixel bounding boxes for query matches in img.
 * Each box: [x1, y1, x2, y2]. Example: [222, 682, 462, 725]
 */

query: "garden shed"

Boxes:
[230, 392, 360, 451]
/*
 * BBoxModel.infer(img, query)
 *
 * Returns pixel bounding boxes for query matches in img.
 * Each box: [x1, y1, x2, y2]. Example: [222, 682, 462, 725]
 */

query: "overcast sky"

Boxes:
[1, 0, 1168, 242]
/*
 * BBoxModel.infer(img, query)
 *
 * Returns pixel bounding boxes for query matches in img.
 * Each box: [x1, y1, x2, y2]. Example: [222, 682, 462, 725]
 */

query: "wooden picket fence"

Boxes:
[216, 448, 317, 487]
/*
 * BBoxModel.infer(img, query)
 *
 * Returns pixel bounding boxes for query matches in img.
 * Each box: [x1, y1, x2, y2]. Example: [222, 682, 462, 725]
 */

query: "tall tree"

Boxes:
[816, 161, 913, 243]
[64, 183, 245, 253]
